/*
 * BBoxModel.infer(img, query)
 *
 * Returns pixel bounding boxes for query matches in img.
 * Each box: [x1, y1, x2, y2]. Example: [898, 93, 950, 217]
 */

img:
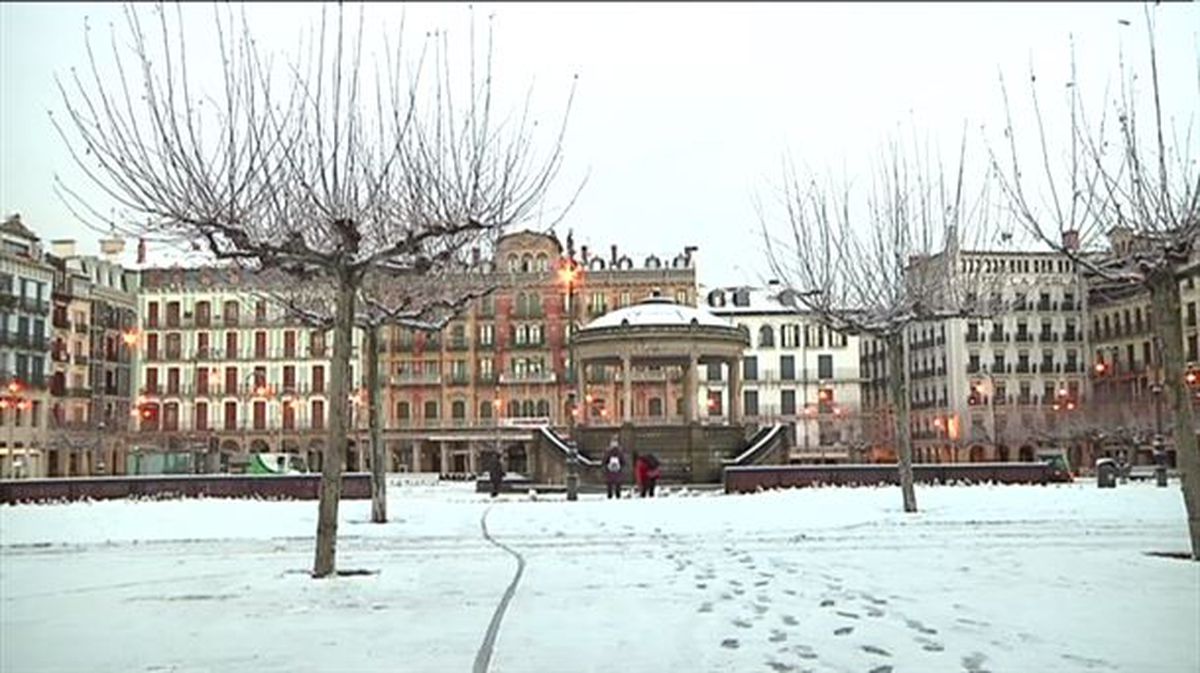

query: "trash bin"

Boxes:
[1096, 458, 1118, 489]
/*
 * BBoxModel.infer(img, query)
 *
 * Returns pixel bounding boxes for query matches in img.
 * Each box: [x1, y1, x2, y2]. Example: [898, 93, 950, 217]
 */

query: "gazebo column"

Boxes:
[576, 360, 588, 427]
[684, 357, 699, 423]
[728, 356, 742, 425]
[622, 355, 633, 423]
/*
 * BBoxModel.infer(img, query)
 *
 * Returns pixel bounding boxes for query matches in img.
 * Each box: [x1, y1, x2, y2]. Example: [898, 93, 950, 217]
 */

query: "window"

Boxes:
[225, 331, 238, 359]
[780, 355, 795, 381]
[312, 365, 325, 394]
[780, 324, 800, 348]
[743, 356, 758, 381]
[253, 401, 266, 430]
[758, 325, 775, 348]
[167, 368, 180, 395]
[195, 401, 208, 431]
[648, 397, 664, 417]
[396, 401, 411, 421]
[424, 400, 439, 419]
[817, 354, 833, 380]
[223, 300, 239, 326]
[706, 363, 722, 382]
[195, 301, 211, 327]
[744, 390, 759, 416]
[283, 331, 296, 358]
[780, 389, 796, 416]
[254, 331, 267, 358]
[147, 302, 159, 328]
[312, 400, 325, 430]
[166, 302, 181, 328]
[224, 401, 238, 430]
[452, 400, 466, 420]
[283, 366, 295, 391]
[196, 332, 210, 358]
[479, 324, 494, 346]
[255, 300, 267, 323]
[283, 402, 295, 430]
[479, 400, 493, 419]
[225, 367, 238, 394]
[196, 368, 210, 396]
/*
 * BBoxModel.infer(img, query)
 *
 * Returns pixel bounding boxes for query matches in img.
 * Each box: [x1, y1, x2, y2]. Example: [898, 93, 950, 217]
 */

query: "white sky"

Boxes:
[2, 2, 1197, 288]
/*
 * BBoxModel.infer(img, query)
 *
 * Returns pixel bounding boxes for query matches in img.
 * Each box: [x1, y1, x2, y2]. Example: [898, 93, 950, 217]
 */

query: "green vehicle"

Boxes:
[246, 453, 309, 475]
[1036, 448, 1074, 483]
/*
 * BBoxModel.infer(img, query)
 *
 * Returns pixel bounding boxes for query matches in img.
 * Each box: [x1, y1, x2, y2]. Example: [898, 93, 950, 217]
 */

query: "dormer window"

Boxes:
[733, 289, 751, 307]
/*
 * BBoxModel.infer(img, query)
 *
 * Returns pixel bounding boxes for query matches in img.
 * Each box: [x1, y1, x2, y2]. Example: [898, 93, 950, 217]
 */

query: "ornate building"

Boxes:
[379, 231, 698, 475]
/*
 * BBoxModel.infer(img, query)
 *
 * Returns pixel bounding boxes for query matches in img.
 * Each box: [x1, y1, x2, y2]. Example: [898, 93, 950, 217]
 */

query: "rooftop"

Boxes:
[584, 295, 731, 330]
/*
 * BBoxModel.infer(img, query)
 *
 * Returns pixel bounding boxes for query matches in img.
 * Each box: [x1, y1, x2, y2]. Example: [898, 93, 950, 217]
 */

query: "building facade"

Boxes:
[704, 283, 863, 462]
[0, 215, 54, 477]
[379, 231, 698, 475]
[44, 238, 139, 476]
[861, 248, 1091, 464]
[132, 266, 361, 473]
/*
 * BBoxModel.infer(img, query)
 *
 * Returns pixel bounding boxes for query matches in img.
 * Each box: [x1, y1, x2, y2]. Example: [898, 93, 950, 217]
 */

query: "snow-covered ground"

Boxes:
[1, 481, 1196, 673]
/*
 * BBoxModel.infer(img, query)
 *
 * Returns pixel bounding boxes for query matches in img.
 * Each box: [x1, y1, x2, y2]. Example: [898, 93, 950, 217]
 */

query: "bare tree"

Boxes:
[266, 268, 494, 524]
[991, 7, 1200, 558]
[760, 134, 997, 513]
[51, 2, 576, 576]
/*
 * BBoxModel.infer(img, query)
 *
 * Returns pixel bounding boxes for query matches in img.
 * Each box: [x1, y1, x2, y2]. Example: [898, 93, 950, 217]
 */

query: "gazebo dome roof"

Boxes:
[584, 295, 732, 330]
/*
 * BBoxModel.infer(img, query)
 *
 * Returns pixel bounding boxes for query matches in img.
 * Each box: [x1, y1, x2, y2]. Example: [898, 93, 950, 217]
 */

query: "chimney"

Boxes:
[471, 247, 480, 266]
[137, 238, 147, 264]
[580, 245, 589, 264]
[100, 238, 126, 260]
[767, 279, 780, 287]
[1062, 229, 1080, 251]
[50, 239, 77, 258]
[610, 244, 618, 266]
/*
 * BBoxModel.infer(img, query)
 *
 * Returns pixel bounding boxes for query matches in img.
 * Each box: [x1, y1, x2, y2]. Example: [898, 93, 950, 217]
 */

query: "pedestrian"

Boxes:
[634, 451, 650, 498]
[644, 453, 661, 497]
[603, 437, 624, 499]
[488, 451, 505, 498]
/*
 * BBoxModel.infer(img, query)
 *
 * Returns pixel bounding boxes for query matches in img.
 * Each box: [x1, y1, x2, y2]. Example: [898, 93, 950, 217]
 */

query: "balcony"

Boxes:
[392, 374, 443, 386]
[510, 339, 547, 351]
[989, 332, 1007, 343]
[475, 372, 498, 385]
[66, 387, 92, 398]
[73, 323, 90, 334]
[1062, 331, 1080, 343]
[499, 372, 557, 384]
[19, 297, 50, 314]
[1038, 333, 1056, 343]
[446, 372, 472, 386]
[73, 354, 90, 366]
[1014, 333, 1033, 343]
[0, 331, 49, 351]
[1014, 363, 1031, 374]
[1036, 300, 1053, 311]
[965, 333, 981, 343]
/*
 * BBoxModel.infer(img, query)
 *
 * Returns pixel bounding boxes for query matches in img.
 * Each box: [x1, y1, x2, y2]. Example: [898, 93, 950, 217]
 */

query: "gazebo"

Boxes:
[571, 294, 750, 426]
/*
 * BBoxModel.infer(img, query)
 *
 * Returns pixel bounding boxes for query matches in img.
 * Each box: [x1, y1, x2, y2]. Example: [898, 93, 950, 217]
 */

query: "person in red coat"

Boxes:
[634, 452, 650, 498]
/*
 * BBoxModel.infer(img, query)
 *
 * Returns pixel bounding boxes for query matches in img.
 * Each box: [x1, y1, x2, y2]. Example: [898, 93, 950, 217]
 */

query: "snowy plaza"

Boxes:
[1, 481, 1197, 673]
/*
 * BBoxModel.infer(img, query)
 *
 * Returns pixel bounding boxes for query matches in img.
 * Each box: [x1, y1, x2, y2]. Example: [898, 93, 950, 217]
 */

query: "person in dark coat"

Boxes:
[488, 452, 505, 498]
[602, 438, 624, 499]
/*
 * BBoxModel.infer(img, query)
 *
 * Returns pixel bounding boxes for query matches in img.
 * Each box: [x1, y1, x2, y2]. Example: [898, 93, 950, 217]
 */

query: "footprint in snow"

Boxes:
[768, 629, 787, 643]
[833, 626, 854, 636]
[732, 618, 753, 629]
[781, 615, 798, 626]
[868, 666, 894, 673]
[698, 602, 714, 613]
[961, 652, 990, 673]
[720, 638, 740, 649]
[765, 661, 796, 672]
[836, 611, 860, 620]
[819, 599, 835, 607]
[862, 645, 891, 657]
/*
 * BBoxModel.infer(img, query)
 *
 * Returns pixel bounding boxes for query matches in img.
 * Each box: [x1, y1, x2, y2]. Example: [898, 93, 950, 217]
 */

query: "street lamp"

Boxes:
[559, 254, 583, 501]
[0, 380, 31, 479]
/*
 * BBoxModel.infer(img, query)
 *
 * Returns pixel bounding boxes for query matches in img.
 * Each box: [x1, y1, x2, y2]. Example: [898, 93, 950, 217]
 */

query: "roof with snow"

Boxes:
[584, 295, 732, 330]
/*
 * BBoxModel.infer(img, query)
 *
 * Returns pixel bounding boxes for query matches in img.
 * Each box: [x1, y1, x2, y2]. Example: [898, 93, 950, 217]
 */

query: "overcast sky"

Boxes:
[2, 2, 1197, 289]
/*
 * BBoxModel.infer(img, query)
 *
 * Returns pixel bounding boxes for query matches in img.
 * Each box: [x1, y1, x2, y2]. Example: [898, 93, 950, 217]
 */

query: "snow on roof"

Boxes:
[584, 296, 732, 330]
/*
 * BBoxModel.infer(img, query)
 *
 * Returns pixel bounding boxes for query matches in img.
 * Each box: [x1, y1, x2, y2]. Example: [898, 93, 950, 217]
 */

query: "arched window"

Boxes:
[451, 400, 466, 419]
[535, 253, 549, 272]
[479, 400, 493, 419]
[516, 292, 528, 316]
[507, 400, 521, 418]
[521, 400, 535, 417]
[758, 325, 775, 348]
[521, 254, 533, 273]
[536, 399, 550, 417]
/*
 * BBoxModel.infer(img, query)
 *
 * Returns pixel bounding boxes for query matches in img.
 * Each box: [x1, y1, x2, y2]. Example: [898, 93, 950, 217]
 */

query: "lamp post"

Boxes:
[559, 254, 583, 501]
[1151, 335, 1168, 487]
[1, 380, 29, 479]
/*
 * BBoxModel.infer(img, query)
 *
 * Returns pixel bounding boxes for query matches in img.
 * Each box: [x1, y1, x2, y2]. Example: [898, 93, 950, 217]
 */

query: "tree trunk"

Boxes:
[313, 276, 357, 578]
[887, 331, 919, 513]
[366, 324, 386, 524]
[1149, 273, 1200, 560]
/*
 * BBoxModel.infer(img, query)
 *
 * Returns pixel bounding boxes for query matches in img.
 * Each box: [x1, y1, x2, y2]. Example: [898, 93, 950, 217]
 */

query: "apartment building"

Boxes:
[704, 283, 863, 462]
[862, 247, 1090, 464]
[0, 214, 54, 477]
[133, 266, 360, 472]
[44, 238, 139, 476]
[1087, 228, 1200, 465]
[380, 231, 697, 474]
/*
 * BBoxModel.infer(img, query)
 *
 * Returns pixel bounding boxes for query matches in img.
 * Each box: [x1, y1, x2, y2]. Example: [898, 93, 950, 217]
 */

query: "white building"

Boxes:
[0, 214, 54, 477]
[704, 283, 863, 462]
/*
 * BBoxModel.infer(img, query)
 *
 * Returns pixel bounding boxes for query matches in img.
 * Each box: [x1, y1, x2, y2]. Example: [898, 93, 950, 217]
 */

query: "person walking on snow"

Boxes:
[643, 452, 661, 497]
[603, 437, 624, 499]
[487, 451, 505, 498]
